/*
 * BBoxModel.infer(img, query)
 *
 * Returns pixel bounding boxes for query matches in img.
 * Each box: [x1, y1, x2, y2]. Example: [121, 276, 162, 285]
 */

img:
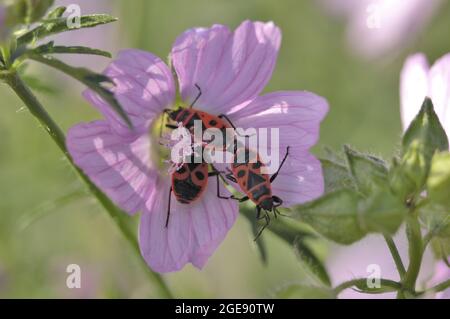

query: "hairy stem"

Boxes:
[402, 214, 423, 295]
[383, 234, 406, 279]
[334, 278, 401, 296]
[4, 71, 173, 298]
[429, 279, 450, 293]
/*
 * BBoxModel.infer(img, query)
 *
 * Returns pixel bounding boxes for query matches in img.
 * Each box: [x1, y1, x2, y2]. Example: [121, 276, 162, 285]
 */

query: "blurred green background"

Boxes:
[0, 0, 449, 298]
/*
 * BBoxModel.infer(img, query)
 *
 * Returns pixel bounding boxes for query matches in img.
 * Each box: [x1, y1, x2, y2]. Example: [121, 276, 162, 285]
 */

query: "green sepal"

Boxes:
[344, 145, 388, 196]
[294, 189, 366, 245]
[427, 152, 450, 208]
[17, 14, 117, 46]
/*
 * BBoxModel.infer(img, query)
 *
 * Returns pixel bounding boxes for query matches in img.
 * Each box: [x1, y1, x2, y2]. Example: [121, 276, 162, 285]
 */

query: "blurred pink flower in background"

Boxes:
[66, 21, 328, 273]
[328, 233, 435, 298]
[318, 0, 442, 59]
[400, 53, 450, 138]
[428, 259, 450, 298]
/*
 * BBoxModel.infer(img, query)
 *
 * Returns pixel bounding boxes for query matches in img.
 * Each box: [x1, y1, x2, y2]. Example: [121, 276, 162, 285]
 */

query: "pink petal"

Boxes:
[400, 53, 430, 130]
[171, 20, 281, 114]
[271, 151, 325, 206]
[229, 91, 328, 205]
[209, 92, 326, 206]
[429, 53, 450, 138]
[231, 91, 329, 151]
[139, 176, 238, 273]
[67, 121, 156, 215]
[84, 49, 175, 137]
[344, 0, 441, 59]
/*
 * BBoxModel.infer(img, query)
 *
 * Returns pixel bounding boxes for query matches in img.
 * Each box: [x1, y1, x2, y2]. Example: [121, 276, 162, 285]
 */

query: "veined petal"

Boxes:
[400, 53, 430, 130]
[270, 151, 325, 206]
[231, 91, 329, 151]
[429, 53, 450, 137]
[67, 120, 156, 215]
[171, 20, 281, 114]
[229, 91, 328, 205]
[139, 176, 238, 273]
[84, 49, 175, 137]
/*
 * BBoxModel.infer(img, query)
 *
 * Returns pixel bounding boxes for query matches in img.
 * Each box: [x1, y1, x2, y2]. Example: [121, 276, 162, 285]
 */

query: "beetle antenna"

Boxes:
[190, 83, 202, 108]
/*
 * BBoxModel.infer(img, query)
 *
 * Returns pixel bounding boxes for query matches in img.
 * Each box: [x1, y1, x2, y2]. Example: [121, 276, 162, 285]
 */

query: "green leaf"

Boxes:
[294, 189, 366, 244]
[323, 146, 346, 165]
[45, 6, 66, 19]
[31, 41, 111, 57]
[276, 222, 331, 286]
[402, 97, 449, 157]
[17, 14, 117, 46]
[320, 158, 355, 194]
[344, 145, 388, 196]
[427, 152, 450, 208]
[359, 190, 407, 235]
[275, 285, 335, 299]
[242, 208, 331, 286]
[353, 280, 400, 294]
[389, 144, 428, 201]
[28, 54, 132, 127]
[292, 236, 331, 287]
[250, 217, 268, 265]
[431, 237, 450, 259]
[420, 203, 450, 238]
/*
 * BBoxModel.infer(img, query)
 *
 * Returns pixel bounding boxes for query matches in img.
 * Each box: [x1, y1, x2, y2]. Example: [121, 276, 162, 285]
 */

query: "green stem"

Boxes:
[383, 234, 406, 279]
[429, 279, 450, 294]
[402, 214, 423, 293]
[4, 71, 173, 298]
[334, 278, 401, 296]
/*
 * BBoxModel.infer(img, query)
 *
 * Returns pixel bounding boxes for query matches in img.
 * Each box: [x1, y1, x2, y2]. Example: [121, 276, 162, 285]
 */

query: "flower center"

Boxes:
[149, 108, 198, 176]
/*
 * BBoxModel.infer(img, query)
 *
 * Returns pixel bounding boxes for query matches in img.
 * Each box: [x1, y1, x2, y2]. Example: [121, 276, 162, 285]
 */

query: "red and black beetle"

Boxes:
[223, 142, 290, 238]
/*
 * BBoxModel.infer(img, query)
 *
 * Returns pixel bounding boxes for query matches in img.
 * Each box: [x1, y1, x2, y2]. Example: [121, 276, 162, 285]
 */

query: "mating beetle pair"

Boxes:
[163, 85, 290, 239]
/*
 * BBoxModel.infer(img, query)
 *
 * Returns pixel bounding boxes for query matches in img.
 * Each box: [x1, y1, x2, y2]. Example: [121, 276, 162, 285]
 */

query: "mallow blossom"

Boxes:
[400, 53, 450, 138]
[66, 21, 328, 272]
[318, 0, 442, 59]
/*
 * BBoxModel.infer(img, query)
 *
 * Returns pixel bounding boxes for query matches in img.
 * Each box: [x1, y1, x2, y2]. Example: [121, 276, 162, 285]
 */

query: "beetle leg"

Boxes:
[218, 114, 254, 138]
[270, 146, 290, 183]
[190, 83, 202, 108]
[230, 195, 249, 202]
[222, 167, 237, 183]
[254, 207, 270, 241]
[165, 187, 172, 228]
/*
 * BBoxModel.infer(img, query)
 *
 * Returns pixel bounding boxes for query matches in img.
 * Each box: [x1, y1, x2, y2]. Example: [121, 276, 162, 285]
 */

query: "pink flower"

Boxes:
[318, 0, 442, 59]
[66, 21, 328, 273]
[400, 53, 450, 139]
